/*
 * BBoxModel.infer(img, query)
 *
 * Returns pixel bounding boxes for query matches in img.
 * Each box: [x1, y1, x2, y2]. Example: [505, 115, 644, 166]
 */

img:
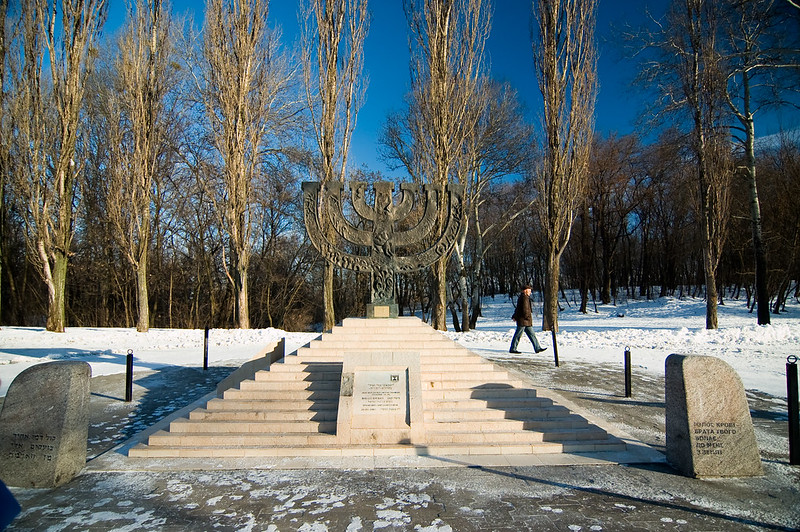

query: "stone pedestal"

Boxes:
[337, 351, 423, 445]
[665, 354, 762, 478]
[0, 361, 91, 488]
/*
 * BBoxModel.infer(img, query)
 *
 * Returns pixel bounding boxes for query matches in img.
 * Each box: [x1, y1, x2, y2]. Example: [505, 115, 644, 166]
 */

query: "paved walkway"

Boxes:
[4, 355, 800, 531]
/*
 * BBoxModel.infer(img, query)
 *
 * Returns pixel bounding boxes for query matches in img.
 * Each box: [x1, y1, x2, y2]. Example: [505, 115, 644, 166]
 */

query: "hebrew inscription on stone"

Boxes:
[353, 371, 405, 415]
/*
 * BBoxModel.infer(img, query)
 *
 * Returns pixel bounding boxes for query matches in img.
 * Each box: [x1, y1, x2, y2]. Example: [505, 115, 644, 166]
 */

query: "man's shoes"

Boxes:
[535, 347, 548, 353]
[509, 349, 522, 354]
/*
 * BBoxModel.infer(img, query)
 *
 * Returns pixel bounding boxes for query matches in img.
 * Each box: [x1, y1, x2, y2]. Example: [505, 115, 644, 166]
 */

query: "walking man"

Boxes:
[509, 285, 547, 354]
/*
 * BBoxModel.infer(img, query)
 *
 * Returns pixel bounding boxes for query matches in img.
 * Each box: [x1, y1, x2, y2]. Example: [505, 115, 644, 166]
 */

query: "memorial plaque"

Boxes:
[369, 305, 391, 319]
[0, 361, 91, 488]
[337, 351, 424, 445]
[353, 370, 406, 415]
[666, 354, 763, 478]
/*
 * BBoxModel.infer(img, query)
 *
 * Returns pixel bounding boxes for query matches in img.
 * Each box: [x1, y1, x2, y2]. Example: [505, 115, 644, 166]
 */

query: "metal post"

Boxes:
[125, 349, 134, 402]
[787, 355, 799, 466]
[624, 346, 632, 398]
[203, 327, 210, 371]
[551, 328, 559, 367]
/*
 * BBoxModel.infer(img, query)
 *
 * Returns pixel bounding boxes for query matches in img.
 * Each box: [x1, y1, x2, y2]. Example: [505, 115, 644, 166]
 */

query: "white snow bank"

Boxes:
[1, 295, 798, 398]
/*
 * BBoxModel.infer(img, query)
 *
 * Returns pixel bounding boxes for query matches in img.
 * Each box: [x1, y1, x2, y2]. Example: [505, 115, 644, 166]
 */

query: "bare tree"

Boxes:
[403, 0, 490, 330]
[531, 0, 598, 332]
[300, 0, 369, 331]
[9, 0, 107, 332]
[102, 0, 177, 332]
[587, 134, 642, 305]
[638, 0, 733, 329]
[452, 80, 532, 331]
[720, 0, 800, 325]
[0, 0, 9, 323]
[192, 0, 296, 328]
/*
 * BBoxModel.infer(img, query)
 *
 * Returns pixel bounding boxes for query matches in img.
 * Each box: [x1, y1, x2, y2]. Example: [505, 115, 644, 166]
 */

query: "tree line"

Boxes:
[0, 0, 798, 333]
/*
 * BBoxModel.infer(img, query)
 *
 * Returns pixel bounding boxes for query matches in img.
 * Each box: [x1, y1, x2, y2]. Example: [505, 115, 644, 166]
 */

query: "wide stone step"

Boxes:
[254, 370, 342, 382]
[306, 340, 459, 350]
[419, 354, 494, 364]
[425, 397, 554, 411]
[189, 408, 338, 422]
[204, 398, 338, 411]
[420, 371, 511, 381]
[420, 362, 495, 372]
[425, 417, 594, 433]
[222, 389, 340, 401]
[559, 439, 627, 453]
[325, 334, 445, 344]
[424, 406, 536, 421]
[425, 409, 587, 425]
[421, 439, 627, 455]
[169, 419, 337, 434]
[237, 380, 341, 392]
[145, 430, 339, 447]
[284, 354, 344, 364]
[128, 438, 627, 458]
[424, 426, 610, 444]
[423, 388, 540, 400]
[421, 379, 533, 391]
[128, 444, 424, 458]
[267, 362, 343, 374]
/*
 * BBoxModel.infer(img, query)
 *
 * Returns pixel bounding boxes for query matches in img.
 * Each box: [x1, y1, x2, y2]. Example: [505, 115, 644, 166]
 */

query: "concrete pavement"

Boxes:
[4, 353, 799, 531]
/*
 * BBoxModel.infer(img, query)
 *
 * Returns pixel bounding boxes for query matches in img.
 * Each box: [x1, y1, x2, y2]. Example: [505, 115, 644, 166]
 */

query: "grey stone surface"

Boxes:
[0, 361, 91, 488]
[665, 354, 763, 478]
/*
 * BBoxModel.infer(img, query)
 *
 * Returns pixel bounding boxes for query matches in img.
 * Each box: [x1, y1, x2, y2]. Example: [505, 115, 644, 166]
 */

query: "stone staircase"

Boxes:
[128, 317, 626, 458]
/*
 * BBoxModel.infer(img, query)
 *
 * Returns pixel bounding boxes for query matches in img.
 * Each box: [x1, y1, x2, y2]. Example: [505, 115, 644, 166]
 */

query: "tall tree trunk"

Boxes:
[468, 218, 485, 329]
[453, 231, 470, 332]
[234, 251, 250, 329]
[578, 200, 589, 313]
[742, 92, 770, 325]
[542, 247, 560, 332]
[136, 254, 149, 332]
[46, 247, 69, 332]
[323, 262, 335, 331]
[702, 243, 718, 329]
[431, 258, 447, 330]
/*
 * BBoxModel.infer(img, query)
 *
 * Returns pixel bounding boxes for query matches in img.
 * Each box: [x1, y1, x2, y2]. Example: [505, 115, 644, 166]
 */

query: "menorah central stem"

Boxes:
[302, 180, 464, 318]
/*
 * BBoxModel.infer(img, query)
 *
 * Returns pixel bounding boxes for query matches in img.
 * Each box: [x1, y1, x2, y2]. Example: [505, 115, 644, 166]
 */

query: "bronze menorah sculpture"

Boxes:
[302, 180, 465, 318]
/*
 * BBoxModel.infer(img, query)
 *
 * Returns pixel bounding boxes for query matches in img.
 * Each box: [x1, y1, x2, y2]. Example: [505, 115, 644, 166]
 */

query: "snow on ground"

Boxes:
[0, 327, 318, 398]
[1, 295, 799, 398]
[445, 295, 800, 399]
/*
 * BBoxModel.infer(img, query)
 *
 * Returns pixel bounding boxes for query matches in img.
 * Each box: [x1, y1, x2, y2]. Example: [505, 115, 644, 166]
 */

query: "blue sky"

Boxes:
[267, 0, 672, 174]
[105, 0, 796, 175]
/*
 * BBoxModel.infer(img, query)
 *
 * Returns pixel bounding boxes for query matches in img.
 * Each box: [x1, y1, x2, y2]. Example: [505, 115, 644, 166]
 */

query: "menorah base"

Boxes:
[366, 303, 399, 319]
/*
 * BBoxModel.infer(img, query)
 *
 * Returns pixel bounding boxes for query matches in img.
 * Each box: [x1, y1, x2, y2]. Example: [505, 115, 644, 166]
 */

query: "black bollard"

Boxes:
[624, 346, 632, 398]
[551, 328, 559, 367]
[203, 327, 209, 371]
[788, 355, 799, 466]
[125, 349, 134, 402]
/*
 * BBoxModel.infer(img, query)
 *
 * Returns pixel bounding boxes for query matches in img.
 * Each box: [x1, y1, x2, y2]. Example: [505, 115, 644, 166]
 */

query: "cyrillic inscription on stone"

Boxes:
[353, 371, 405, 414]
[666, 354, 762, 478]
[693, 421, 739, 455]
[0, 361, 91, 488]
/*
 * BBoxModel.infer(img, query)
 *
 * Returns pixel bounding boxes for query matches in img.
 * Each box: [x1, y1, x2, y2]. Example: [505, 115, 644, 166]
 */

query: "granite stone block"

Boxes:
[0, 361, 91, 488]
[665, 354, 762, 477]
